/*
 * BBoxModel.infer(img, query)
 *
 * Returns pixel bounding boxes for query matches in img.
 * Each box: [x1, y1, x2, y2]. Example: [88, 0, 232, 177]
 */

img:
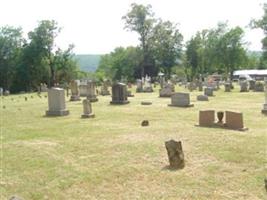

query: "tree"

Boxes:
[122, 3, 155, 78]
[151, 20, 183, 77]
[0, 26, 24, 90]
[250, 3, 267, 68]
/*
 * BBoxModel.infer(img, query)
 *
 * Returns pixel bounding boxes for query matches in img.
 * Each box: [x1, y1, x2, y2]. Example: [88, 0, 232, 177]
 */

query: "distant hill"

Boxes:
[74, 54, 102, 72]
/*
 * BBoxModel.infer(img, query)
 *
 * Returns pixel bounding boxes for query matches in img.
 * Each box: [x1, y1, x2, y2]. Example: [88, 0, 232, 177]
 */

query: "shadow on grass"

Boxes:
[161, 165, 184, 171]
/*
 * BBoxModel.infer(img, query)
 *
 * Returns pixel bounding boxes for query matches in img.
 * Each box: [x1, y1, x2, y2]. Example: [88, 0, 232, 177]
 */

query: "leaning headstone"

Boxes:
[86, 81, 98, 102]
[110, 82, 129, 104]
[204, 87, 213, 96]
[225, 111, 247, 131]
[165, 140, 185, 169]
[254, 81, 264, 92]
[199, 110, 215, 126]
[197, 95, 208, 101]
[224, 82, 231, 92]
[69, 80, 80, 101]
[46, 87, 69, 116]
[240, 81, 248, 92]
[262, 78, 267, 114]
[168, 92, 193, 107]
[81, 99, 95, 118]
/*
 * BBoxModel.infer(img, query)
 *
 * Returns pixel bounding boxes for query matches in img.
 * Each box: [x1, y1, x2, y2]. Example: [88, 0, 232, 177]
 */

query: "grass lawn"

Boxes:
[1, 85, 266, 199]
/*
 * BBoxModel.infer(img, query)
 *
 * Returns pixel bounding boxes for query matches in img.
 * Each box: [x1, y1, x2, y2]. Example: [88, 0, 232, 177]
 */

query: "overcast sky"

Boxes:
[0, 0, 265, 54]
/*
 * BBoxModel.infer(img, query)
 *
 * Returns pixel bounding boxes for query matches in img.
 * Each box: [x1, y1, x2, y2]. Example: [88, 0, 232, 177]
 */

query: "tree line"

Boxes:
[96, 3, 267, 82]
[0, 20, 82, 92]
[0, 4, 266, 93]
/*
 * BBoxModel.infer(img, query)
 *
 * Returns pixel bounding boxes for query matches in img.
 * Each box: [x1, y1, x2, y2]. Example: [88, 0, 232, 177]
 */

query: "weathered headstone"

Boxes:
[240, 81, 248, 92]
[199, 110, 215, 126]
[110, 82, 129, 104]
[136, 79, 143, 92]
[262, 78, 267, 114]
[86, 81, 98, 102]
[204, 87, 213, 96]
[225, 111, 246, 130]
[100, 80, 110, 95]
[69, 80, 80, 101]
[81, 99, 95, 118]
[224, 82, 231, 92]
[249, 80, 255, 90]
[46, 87, 69, 116]
[165, 140, 185, 169]
[168, 92, 193, 107]
[40, 83, 48, 92]
[143, 75, 153, 92]
[197, 95, 208, 101]
[0, 87, 3, 96]
[4, 90, 10, 96]
[159, 83, 174, 97]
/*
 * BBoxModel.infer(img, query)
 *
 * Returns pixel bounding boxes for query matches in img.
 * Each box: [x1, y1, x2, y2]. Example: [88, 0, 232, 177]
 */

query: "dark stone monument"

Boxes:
[110, 82, 129, 104]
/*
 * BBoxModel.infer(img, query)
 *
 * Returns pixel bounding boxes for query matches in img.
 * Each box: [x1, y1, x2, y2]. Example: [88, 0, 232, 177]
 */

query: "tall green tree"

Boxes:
[151, 20, 183, 77]
[0, 26, 24, 90]
[122, 3, 155, 78]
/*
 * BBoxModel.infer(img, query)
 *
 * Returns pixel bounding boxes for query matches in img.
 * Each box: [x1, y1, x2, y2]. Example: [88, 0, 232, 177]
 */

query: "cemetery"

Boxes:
[1, 81, 266, 199]
[0, 1, 267, 199]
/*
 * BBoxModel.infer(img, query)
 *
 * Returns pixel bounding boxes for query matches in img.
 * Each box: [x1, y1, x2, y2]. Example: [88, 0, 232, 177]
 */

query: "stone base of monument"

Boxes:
[46, 110, 69, 116]
[70, 95, 80, 101]
[143, 87, 153, 92]
[110, 100, 129, 105]
[81, 113, 95, 118]
[168, 104, 194, 107]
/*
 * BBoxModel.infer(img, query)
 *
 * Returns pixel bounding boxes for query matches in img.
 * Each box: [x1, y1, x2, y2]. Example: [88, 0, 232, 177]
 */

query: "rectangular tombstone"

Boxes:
[110, 82, 129, 104]
[79, 84, 87, 97]
[46, 87, 69, 116]
[204, 87, 213, 96]
[199, 110, 215, 126]
[225, 111, 245, 130]
[168, 92, 193, 107]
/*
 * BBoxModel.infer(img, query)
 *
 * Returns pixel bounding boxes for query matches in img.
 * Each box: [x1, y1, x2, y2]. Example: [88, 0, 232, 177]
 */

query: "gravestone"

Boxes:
[165, 140, 185, 169]
[159, 83, 174, 97]
[141, 120, 149, 126]
[198, 81, 203, 91]
[249, 80, 255, 90]
[86, 81, 98, 102]
[69, 80, 80, 101]
[240, 81, 248, 92]
[188, 82, 196, 91]
[79, 83, 87, 97]
[46, 87, 69, 116]
[262, 78, 267, 114]
[197, 95, 208, 101]
[100, 80, 110, 95]
[254, 81, 264, 92]
[199, 110, 215, 126]
[225, 111, 246, 130]
[110, 82, 129, 104]
[143, 75, 153, 92]
[0, 87, 3, 96]
[224, 82, 231, 92]
[204, 87, 213, 96]
[4, 90, 10, 96]
[168, 92, 193, 107]
[40, 83, 48, 92]
[136, 79, 143, 92]
[81, 99, 95, 118]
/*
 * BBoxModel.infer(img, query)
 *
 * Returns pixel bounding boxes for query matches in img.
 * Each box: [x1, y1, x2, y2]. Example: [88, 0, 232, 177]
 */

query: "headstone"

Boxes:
[225, 111, 246, 130]
[197, 95, 208, 101]
[204, 87, 213, 96]
[100, 80, 110, 95]
[40, 83, 48, 92]
[159, 84, 174, 97]
[81, 99, 95, 118]
[240, 81, 248, 92]
[249, 80, 255, 90]
[188, 82, 196, 91]
[254, 81, 264, 92]
[165, 140, 185, 169]
[69, 80, 80, 101]
[224, 82, 231, 92]
[141, 120, 149, 126]
[199, 110, 215, 126]
[143, 75, 153, 92]
[262, 78, 267, 114]
[136, 79, 143, 92]
[141, 101, 152, 105]
[46, 87, 69, 116]
[86, 81, 98, 102]
[168, 92, 193, 107]
[79, 83, 87, 97]
[0, 87, 3, 96]
[198, 81, 203, 91]
[110, 82, 129, 104]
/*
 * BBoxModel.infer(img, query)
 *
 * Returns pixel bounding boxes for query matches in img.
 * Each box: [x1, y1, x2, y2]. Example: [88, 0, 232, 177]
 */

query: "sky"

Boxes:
[0, 0, 265, 54]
